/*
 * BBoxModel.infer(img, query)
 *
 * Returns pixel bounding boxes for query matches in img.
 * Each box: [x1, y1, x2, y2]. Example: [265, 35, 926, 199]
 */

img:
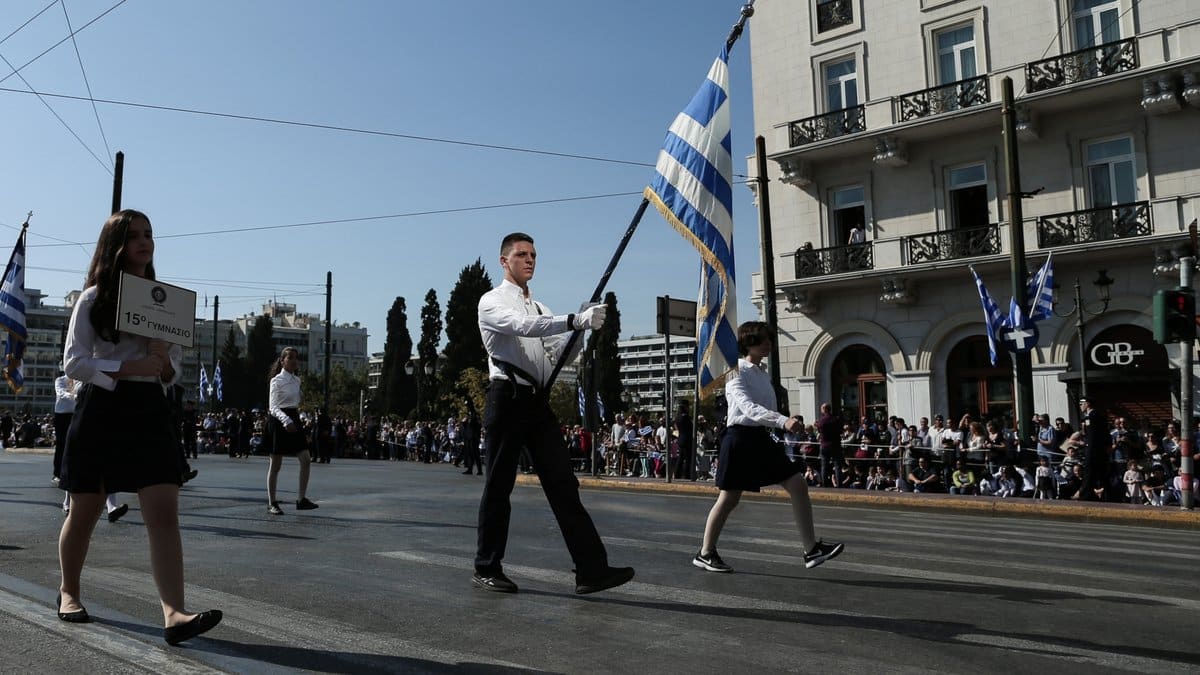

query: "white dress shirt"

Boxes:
[478, 279, 582, 387]
[54, 375, 78, 413]
[725, 358, 789, 429]
[63, 286, 183, 392]
[268, 369, 302, 425]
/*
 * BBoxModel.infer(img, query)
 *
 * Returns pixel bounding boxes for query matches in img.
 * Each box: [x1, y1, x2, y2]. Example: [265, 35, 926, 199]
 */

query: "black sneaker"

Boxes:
[106, 503, 129, 523]
[692, 550, 733, 573]
[575, 566, 635, 594]
[472, 572, 518, 593]
[803, 540, 844, 569]
[295, 498, 319, 510]
[268, 502, 284, 515]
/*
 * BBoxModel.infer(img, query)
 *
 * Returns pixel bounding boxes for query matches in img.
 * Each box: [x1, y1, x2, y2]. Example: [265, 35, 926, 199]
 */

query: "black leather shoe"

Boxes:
[575, 566, 635, 595]
[472, 572, 518, 593]
[164, 609, 223, 646]
[56, 594, 90, 623]
[107, 503, 129, 523]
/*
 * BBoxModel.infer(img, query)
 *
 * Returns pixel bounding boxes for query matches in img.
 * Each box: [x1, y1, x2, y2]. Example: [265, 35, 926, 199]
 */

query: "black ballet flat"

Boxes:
[55, 594, 90, 623]
[164, 609, 223, 646]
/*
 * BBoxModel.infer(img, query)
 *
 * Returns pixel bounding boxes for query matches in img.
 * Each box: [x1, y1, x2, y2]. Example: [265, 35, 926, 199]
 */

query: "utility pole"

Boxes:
[1179, 255, 1195, 510]
[324, 272, 332, 417]
[110, 151, 123, 214]
[755, 136, 782, 399]
[211, 296, 219, 412]
[1001, 77, 1035, 445]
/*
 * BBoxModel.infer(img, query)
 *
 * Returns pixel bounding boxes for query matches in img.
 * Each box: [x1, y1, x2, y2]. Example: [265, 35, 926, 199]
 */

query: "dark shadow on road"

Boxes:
[0, 545, 23, 551]
[198, 636, 557, 674]
[555, 591, 1200, 667]
[808, 576, 1173, 608]
[179, 524, 315, 541]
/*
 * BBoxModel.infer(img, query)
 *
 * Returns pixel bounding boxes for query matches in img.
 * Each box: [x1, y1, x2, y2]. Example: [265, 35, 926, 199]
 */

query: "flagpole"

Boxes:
[1001, 77, 1035, 447]
[541, 1, 756, 396]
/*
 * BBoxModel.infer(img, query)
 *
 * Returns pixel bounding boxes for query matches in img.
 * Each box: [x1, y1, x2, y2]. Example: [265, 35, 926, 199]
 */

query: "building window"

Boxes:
[831, 345, 887, 424]
[816, 0, 853, 33]
[1085, 136, 1136, 207]
[948, 163, 988, 229]
[824, 58, 858, 113]
[946, 337, 1013, 423]
[1072, 0, 1122, 49]
[832, 185, 866, 245]
[936, 24, 976, 85]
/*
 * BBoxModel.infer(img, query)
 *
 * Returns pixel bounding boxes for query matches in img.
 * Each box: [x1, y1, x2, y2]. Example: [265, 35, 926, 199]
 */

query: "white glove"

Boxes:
[574, 303, 607, 330]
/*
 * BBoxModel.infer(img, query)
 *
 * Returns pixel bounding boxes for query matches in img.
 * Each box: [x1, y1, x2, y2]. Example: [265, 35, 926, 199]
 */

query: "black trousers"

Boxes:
[674, 440, 694, 479]
[475, 381, 608, 576]
[53, 412, 72, 479]
[462, 436, 481, 472]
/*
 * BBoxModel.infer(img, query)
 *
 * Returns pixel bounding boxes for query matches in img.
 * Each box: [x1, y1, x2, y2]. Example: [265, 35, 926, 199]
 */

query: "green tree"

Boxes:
[417, 288, 442, 419]
[442, 258, 492, 387]
[245, 315, 275, 410]
[587, 291, 623, 421]
[377, 297, 415, 417]
[300, 363, 367, 419]
[547, 380, 580, 426]
[217, 326, 245, 409]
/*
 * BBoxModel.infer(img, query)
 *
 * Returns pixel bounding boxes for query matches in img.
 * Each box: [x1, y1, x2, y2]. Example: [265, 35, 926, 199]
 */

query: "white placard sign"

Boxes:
[115, 272, 197, 347]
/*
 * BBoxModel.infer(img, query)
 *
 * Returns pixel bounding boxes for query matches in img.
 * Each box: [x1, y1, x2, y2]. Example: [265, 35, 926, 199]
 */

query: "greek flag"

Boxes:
[198, 364, 209, 405]
[577, 385, 585, 421]
[1026, 253, 1054, 322]
[645, 46, 738, 397]
[0, 228, 28, 393]
[213, 360, 224, 402]
[596, 395, 607, 424]
[969, 267, 1008, 366]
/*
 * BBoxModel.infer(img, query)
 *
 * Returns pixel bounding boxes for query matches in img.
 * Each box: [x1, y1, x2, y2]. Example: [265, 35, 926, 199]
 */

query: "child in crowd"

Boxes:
[1141, 465, 1166, 506]
[950, 460, 977, 495]
[1034, 456, 1055, 500]
[1122, 459, 1144, 504]
[993, 466, 1018, 498]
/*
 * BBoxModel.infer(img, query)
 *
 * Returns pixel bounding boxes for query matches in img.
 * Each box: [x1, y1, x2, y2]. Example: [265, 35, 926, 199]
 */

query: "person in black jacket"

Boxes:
[1078, 397, 1110, 501]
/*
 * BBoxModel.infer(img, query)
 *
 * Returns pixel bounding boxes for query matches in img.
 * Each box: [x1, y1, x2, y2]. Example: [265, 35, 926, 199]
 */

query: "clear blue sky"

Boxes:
[1, 1, 760, 354]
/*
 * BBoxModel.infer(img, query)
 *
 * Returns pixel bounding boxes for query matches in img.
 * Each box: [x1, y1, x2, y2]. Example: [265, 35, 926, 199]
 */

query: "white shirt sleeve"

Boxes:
[479, 295, 571, 338]
[725, 368, 789, 429]
[62, 289, 120, 391]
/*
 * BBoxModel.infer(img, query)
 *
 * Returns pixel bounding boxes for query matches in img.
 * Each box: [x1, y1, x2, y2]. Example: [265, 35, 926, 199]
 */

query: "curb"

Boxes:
[517, 474, 1200, 530]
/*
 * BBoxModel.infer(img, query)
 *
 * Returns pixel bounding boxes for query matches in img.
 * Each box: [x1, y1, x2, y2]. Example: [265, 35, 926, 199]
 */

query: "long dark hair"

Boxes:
[86, 210, 156, 343]
[269, 347, 299, 378]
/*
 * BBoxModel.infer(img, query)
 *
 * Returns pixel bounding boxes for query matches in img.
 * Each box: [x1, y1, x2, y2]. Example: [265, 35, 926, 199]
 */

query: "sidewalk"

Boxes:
[519, 473, 1200, 530]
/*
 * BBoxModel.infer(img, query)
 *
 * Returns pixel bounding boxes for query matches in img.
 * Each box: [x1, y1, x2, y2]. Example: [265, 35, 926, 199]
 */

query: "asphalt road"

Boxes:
[1, 450, 1197, 674]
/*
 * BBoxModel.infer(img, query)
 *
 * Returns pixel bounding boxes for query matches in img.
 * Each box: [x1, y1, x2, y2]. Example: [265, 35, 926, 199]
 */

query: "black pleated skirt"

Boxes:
[59, 381, 182, 494]
[268, 408, 307, 456]
[715, 425, 803, 492]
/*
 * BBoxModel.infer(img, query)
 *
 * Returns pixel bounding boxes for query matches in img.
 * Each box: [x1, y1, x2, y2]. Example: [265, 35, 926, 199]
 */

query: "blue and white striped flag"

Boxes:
[213, 360, 224, 402]
[969, 267, 1008, 366]
[198, 364, 209, 405]
[1026, 253, 1054, 322]
[596, 395, 607, 424]
[0, 228, 28, 393]
[577, 385, 585, 421]
[645, 46, 738, 397]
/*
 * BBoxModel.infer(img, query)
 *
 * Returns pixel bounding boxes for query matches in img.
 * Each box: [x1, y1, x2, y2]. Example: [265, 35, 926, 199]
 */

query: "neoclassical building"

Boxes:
[748, 0, 1198, 428]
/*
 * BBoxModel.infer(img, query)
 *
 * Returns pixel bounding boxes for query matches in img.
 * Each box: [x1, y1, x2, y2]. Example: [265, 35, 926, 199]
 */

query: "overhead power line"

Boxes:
[0, 1, 57, 48]
[59, 0, 113, 163]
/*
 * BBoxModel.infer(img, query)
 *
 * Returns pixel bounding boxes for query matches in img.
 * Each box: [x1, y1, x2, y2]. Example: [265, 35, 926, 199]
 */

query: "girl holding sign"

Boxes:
[57, 209, 222, 646]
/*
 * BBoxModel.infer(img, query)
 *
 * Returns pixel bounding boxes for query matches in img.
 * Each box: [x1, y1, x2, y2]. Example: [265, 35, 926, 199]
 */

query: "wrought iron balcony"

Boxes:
[903, 224, 1002, 265]
[1037, 201, 1151, 248]
[896, 75, 990, 122]
[794, 241, 874, 278]
[816, 0, 853, 33]
[788, 105, 866, 147]
[1025, 37, 1138, 93]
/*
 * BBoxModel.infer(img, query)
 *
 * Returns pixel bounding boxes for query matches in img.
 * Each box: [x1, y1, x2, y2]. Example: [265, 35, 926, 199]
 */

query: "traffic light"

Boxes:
[1153, 288, 1196, 344]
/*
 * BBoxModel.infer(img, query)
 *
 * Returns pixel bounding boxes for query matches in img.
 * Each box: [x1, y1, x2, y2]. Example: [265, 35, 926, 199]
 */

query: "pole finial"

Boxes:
[22, 211, 32, 230]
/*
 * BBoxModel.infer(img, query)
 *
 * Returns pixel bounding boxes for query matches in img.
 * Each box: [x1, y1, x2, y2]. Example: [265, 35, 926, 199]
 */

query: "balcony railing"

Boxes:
[903, 224, 1002, 265]
[816, 0, 853, 33]
[896, 75, 990, 122]
[788, 105, 866, 147]
[1036, 201, 1151, 248]
[1025, 37, 1138, 93]
[794, 242, 874, 278]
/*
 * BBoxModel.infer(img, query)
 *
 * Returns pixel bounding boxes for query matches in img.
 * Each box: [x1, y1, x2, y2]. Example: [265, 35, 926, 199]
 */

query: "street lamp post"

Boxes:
[405, 358, 436, 420]
[1052, 270, 1114, 399]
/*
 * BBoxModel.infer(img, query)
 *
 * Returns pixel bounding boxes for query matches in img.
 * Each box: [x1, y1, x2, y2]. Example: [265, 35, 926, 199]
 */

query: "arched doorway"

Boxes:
[832, 344, 887, 422]
[946, 336, 1013, 423]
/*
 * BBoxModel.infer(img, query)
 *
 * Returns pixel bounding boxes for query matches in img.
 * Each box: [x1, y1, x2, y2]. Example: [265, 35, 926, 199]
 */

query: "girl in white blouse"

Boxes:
[691, 322, 844, 574]
[266, 346, 318, 514]
[56, 209, 221, 645]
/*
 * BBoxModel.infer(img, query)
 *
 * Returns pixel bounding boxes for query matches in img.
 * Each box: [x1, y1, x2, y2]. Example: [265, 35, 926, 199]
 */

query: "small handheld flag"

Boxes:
[198, 364, 209, 404]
